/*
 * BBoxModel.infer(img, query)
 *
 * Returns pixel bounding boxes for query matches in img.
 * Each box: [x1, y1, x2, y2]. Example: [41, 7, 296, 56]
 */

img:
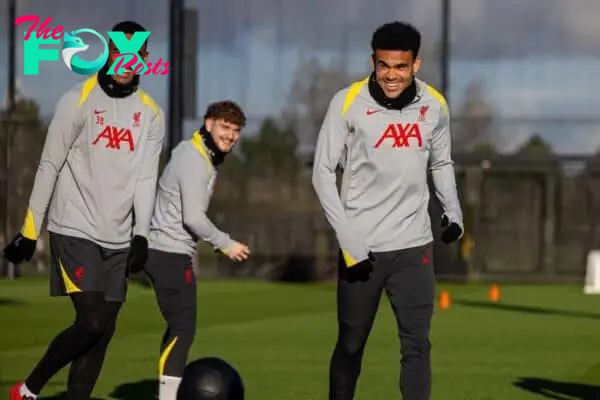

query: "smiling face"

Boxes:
[107, 33, 149, 85]
[205, 118, 242, 153]
[202, 101, 247, 153]
[371, 49, 421, 98]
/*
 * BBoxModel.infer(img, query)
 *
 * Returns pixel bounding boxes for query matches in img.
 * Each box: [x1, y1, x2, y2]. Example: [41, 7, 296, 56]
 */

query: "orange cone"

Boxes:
[489, 284, 500, 302]
[439, 291, 451, 309]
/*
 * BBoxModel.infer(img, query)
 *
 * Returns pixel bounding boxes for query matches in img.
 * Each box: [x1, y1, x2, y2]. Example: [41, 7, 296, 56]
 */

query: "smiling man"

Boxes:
[312, 21, 464, 399]
[143, 101, 251, 400]
[4, 20, 164, 400]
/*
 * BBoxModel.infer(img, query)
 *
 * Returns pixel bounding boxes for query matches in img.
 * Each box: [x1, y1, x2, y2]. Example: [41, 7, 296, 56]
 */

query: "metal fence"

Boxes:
[204, 155, 600, 283]
[2, 0, 600, 283]
[453, 154, 600, 282]
[3, 114, 600, 283]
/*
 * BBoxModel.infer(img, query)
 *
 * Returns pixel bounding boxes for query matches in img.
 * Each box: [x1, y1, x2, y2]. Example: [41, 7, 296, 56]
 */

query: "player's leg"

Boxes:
[384, 242, 435, 400]
[18, 233, 107, 398]
[66, 246, 129, 399]
[145, 249, 197, 400]
[329, 250, 387, 400]
[66, 301, 121, 399]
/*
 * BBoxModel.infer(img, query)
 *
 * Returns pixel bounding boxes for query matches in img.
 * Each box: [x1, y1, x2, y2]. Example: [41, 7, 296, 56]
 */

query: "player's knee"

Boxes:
[167, 310, 196, 341]
[401, 333, 431, 359]
[337, 323, 370, 357]
[74, 310, 108, 340]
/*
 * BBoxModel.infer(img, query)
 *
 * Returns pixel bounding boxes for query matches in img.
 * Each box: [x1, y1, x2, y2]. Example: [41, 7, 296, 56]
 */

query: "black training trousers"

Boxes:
[23, 233, 127, 399]
[329, 242, 435, 400]
[144, 249, 197, 378]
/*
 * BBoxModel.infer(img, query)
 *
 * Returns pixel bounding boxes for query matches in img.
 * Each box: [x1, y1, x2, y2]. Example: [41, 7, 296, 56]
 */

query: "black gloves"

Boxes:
[127, 235, 148, 275]
[440, 215, 464, 244]
[3, 233, 37, 264]
[339, 251, 375, 283]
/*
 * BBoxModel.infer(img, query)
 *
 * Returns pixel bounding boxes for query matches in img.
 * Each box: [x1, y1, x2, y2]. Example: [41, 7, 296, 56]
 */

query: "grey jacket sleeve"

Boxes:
[132, 108, 165, 238]
[21, 90, 82, 240]
[177, 153, 233, 252]
[429, 103, 464, 228]
[311, 91, 371, 267]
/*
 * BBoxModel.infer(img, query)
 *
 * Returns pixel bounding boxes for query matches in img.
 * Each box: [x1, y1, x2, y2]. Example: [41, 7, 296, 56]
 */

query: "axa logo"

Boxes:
[374, 123, 423, 148]
[93, 125, 135, 151]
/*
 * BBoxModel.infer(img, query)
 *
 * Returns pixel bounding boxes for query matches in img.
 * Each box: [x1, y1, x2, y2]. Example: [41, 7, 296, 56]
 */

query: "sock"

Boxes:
[159, 375, 182, 400]
[20, 383, 38, 399]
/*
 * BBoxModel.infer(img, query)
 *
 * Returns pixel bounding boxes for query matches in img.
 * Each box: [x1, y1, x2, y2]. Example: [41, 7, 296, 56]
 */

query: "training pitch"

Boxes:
[1, 278, 599, 399]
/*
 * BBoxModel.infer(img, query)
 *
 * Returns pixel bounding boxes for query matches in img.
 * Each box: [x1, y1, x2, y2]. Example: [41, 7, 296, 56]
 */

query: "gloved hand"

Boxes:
[440, 215, 464, 244]
[339, 251, 375, 283]
[127, 235, 148, 275]
[3, 233, 37, 265]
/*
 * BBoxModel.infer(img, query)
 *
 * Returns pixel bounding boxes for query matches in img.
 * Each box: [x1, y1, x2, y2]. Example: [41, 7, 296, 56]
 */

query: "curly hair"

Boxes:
[203, 100, 247, 128]
[110, 20, 148, 50]
[371, 21, 421, 58]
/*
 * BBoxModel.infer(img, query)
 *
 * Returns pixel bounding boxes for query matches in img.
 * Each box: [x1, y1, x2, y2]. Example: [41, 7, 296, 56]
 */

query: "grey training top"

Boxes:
[21, 74, 165, 249]
[148, 131, 233, 256]
[312, 76, 463, 266]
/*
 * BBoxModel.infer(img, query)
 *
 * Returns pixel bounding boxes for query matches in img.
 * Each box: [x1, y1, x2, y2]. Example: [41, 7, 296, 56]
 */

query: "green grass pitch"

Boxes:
[1, 278, 600, 399]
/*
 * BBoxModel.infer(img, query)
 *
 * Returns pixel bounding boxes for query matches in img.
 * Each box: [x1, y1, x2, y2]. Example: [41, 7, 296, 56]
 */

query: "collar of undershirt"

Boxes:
[97, 63, 140, 98]
[199, 125, 226, 167]
[368, 72, 419, 111]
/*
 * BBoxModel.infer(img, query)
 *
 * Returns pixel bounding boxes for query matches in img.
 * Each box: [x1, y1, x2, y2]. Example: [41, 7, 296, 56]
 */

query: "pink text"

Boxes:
[113, 54, 172, 76]
[16, 15, 64, 41]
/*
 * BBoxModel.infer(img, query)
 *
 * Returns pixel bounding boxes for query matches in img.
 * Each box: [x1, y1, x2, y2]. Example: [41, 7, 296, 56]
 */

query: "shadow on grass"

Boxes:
[39, 393, 103, 400]
[108, 379, 157, 400]
[0, 298, 23, 306]
[37, 379, 157, 400]
[514, 377, 600, 399]
[453, 298, 600, 320]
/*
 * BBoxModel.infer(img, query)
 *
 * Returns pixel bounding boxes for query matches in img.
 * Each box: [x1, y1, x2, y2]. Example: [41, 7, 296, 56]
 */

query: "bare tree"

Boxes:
[416, 41, 442, 89]
[283, 58, 357, 146]
[1, 94, 48, 277]
[453, 79, 497, 153]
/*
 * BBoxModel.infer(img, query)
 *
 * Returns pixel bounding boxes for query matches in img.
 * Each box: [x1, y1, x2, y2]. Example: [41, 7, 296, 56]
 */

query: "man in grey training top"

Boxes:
[144, 100, 250, 400]
[3, 21, 164, 400]
[312, 21, 464, 400]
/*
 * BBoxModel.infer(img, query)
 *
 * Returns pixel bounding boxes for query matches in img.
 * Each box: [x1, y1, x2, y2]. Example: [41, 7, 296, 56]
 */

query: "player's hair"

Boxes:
[371, 21, 421, 58]
[204, 101, 247, 128]
[109, 20, 148, 50]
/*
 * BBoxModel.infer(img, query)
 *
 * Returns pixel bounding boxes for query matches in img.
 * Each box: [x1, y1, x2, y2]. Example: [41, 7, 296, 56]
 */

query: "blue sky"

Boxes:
[1, 0, 599, 155]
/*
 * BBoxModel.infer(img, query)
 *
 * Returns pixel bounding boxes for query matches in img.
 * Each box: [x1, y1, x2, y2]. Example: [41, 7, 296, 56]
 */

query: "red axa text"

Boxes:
[92, 126, 135, 151]
[374, 123, 422, 148]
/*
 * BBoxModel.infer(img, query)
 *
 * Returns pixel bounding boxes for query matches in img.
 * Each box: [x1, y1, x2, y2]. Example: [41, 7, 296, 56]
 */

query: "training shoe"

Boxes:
[10, 382, 36, 400]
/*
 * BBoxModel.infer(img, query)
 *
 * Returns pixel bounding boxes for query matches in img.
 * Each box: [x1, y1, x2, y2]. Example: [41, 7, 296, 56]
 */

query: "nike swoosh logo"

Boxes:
[366, 109, 381, 115]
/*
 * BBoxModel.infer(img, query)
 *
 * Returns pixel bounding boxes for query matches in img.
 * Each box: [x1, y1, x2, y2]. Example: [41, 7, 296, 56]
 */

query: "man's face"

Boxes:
[205, 118, 241, 153]
[371, 49, 421, 98]
[107, 33, 149, 85]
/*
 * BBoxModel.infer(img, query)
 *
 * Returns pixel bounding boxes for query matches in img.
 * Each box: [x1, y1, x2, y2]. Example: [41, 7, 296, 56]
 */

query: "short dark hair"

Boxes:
[204, 101, 247, 128]
[109, 20, 148, 50]
[371, 21, 421, 58]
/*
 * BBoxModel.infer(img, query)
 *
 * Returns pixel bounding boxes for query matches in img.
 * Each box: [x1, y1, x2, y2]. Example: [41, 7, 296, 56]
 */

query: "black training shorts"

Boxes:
[49, 232, 128, 303]
[144, 248, 196, 312]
